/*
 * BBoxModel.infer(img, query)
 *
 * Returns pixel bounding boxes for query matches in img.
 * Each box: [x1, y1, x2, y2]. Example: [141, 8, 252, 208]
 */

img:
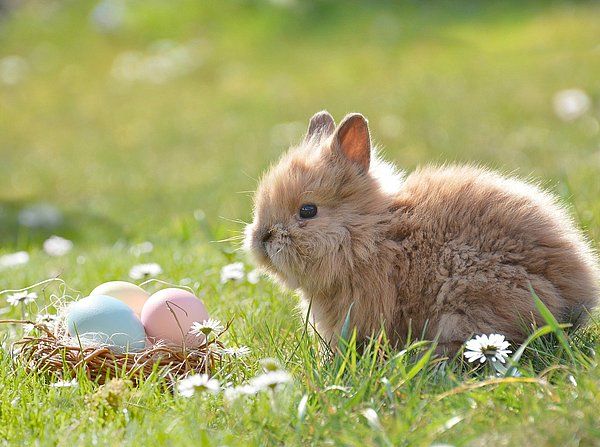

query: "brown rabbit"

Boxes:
[245, 111, 599, 354]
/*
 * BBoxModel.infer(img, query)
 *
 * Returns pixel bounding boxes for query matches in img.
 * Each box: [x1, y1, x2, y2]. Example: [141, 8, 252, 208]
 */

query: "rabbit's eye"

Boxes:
[299, 204, 318, 219]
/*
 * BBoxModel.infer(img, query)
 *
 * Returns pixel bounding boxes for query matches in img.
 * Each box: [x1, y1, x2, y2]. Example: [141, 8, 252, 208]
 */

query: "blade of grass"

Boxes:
[339, 302, 354, 345]
[529, 284, 577, 365]
[332, 303, 355, 380]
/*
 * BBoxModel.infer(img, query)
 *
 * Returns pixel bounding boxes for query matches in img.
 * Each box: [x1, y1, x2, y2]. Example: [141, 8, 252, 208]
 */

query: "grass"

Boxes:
[1, 0, 600, 445]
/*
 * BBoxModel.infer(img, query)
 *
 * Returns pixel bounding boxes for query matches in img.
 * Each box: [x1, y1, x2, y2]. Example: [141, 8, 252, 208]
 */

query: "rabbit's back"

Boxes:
[388, 165, 599, 347]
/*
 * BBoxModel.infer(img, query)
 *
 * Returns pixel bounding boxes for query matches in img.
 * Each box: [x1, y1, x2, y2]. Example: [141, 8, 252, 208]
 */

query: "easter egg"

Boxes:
[90, 281, 149, 316]
[141, 288, 208, 348]
[66, 295, 147, 353]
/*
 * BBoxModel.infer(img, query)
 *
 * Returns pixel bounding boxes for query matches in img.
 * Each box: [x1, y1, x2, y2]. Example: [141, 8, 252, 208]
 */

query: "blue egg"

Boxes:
[67, 294, 147, 353]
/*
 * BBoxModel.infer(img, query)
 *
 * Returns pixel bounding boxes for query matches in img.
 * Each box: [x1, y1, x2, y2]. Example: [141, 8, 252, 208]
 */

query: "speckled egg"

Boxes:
[90, 281, 149, 316]
[141, 288, 208, 348]
[66, 294, 147, 353]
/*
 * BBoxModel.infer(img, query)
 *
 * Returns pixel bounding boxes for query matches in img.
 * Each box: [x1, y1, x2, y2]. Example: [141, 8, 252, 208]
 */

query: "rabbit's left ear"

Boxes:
[304, 110, 336, 144]
[333, 113, 371, 172]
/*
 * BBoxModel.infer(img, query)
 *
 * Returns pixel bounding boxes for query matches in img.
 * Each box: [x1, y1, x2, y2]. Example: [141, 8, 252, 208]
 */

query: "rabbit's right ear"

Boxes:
[304, 110, 336, 144]
[332, 113, 371, 173]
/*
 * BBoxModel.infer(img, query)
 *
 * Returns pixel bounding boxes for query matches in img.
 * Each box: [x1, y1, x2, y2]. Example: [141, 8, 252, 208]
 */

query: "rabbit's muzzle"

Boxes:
[246, 223, 290, 266]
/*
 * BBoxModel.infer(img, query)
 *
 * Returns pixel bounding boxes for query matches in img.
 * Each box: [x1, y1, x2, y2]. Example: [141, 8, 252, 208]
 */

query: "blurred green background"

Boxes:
[1, 0, 599, 280]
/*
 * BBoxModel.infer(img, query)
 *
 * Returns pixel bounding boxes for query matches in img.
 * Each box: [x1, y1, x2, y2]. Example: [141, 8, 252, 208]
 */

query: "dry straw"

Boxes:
[1, 319, 226, 385]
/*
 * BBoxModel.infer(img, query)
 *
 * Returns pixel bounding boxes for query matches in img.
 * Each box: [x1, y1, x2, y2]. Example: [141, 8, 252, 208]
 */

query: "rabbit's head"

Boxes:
[245, 111, 401, 292]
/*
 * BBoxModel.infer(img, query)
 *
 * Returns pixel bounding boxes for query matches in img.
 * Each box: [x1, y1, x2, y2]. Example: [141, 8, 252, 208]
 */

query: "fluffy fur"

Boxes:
[245, 111, 600, 353]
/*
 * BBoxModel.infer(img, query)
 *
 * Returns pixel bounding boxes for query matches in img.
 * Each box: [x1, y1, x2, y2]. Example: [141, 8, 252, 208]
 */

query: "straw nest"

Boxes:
[1, 319, 225, 385]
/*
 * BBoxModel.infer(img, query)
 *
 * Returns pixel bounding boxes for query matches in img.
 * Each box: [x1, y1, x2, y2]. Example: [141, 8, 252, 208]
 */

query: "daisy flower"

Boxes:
[6, 291, 37, 307]
[249, 370, 292, 392]
[220, 262, 245, 283]
[129, 241, 154, 257]
[190, 318, 225, 338]
[221, 345, 251, 358]
[50, 378, 78, 388]
[129, 262, 162, 280]
[177, 373, 220, 397]
[0, 251, 29, 270]
[464, 333, 512, 364]
[43, 235, 73, 256]
[223, 384, 259, 401]
[260, 357, 281, 372]
[553, 88, 590, 121]
[246, 269, 261, 284]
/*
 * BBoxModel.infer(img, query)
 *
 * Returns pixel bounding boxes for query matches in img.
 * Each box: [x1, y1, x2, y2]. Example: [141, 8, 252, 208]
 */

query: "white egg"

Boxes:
[90, 281, 149, 316]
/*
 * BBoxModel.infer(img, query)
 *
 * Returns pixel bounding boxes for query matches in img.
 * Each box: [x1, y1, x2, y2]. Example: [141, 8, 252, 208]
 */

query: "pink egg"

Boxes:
[141, 288, 208, 348]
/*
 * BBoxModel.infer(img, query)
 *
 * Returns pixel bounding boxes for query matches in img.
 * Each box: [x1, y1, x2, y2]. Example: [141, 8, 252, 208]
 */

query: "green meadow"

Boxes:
[1, 1, 600, 445]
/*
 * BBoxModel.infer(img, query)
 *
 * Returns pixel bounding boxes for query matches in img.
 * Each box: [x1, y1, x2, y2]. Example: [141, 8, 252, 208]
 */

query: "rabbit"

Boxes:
[244, 110, 600, 355]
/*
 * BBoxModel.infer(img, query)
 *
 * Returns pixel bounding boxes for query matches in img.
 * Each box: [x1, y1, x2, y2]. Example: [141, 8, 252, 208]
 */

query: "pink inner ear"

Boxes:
[337, 116, 371, 172]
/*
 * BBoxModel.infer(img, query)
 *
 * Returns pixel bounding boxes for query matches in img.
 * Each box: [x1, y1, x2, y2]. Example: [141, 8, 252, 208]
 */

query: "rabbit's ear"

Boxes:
[304, 110, 336, 144]
[333, 113, 371, 172]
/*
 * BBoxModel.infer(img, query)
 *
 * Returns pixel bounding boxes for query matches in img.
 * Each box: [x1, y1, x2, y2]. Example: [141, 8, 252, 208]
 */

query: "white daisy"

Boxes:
[246, 269, 261, 284]
[553, 88, 590, 121]
[6, 291, 37, 307]
[129, 262, 162, 280]
[464, 333, 512, 364]
[0, 251, 29, 270]
[50, 378, 78, 388]
[249, 370, 292, 391]
[223, 384, 259, 401]
[220, 345, 251, 358]
[43, 235, 73, 256]
[220, 262, 245, 283]
[129, 241, 154, 257]
[177, 373, 220, 397]
[190, 319, 225, 338]
[260, 357, 281, 372]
